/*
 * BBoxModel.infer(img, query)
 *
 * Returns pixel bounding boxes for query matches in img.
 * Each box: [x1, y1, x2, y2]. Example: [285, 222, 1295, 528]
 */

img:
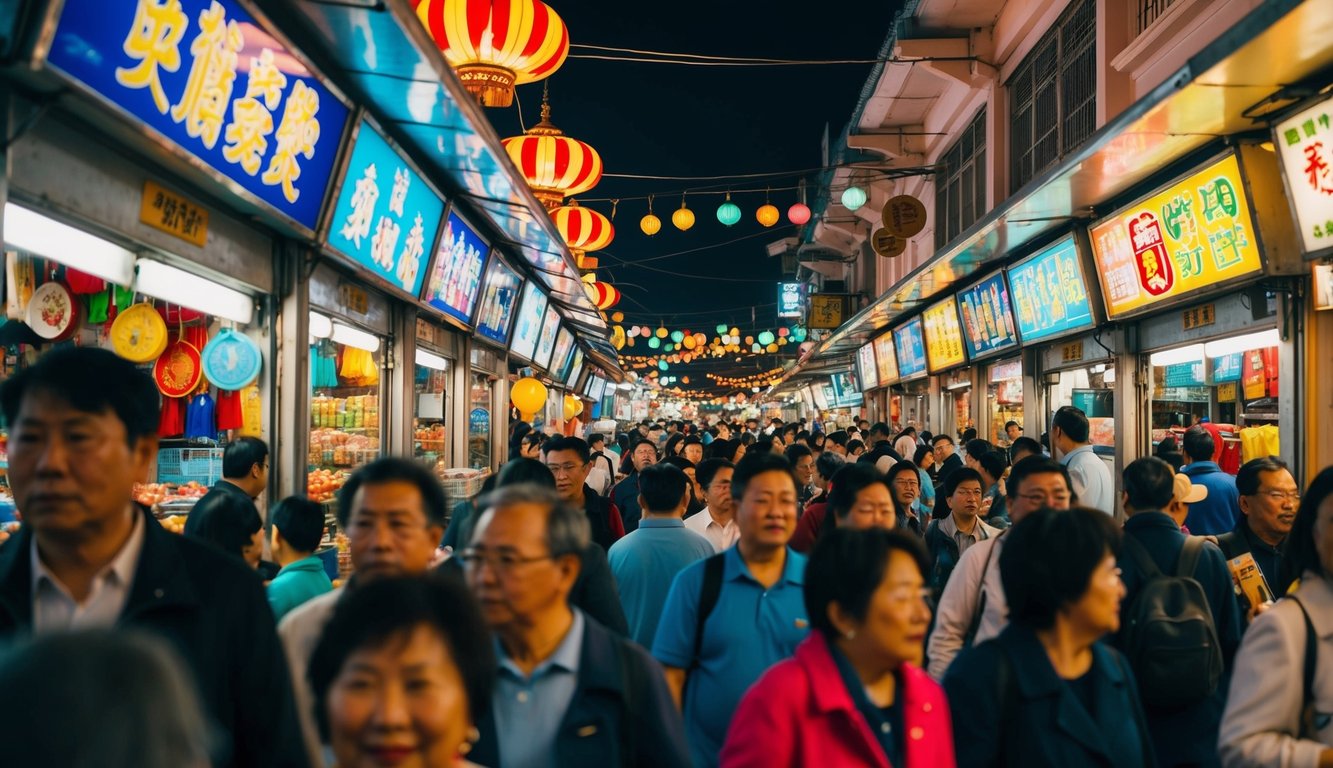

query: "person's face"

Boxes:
[347, 481, 443, 580]
[828, 442, 846, 456]
[465, 502, 579, 629]
[840, 483, 895, 531]
[717, 424, 731, 440]
[933, 440, 954, 462]
[1008, 472, 1073, 523]
[1240, 468, 1300, 543]
[682, 468, 703, 506]
[949, 480, 983, 521]
[1006, 425, 1021, 441]
[703, 467, 735, 516]
[735, 470, 798, 549]
[840, 550, 932, 667]
[890, 472, 920, 509]
[327, 625, 471, 768]
[1067, 553, 1125, 637]
[793, 455, 815, 485]
[8, 392, 156, 538]
[770, 441, 784, 456]
[919, 451, 935, 469]
[631, 442, 657, 472]
[519, 440, 541, 459]
[849, 445, 865, 458]
[250, 457, 270, 495]
[683, 444, 703, 464]
[637, 425, 649, 437]
[544, 449, 590, 502]
[242, 527, 264, 569]
[1313, 494, 1333, 576]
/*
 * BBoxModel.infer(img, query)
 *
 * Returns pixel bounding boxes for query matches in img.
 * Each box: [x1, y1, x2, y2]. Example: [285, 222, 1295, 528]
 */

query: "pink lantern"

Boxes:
[787, 202, 811, 225]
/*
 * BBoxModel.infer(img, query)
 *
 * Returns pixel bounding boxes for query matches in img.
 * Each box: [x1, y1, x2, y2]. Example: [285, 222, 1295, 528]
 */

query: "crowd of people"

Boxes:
[1, 347, 1332, 768]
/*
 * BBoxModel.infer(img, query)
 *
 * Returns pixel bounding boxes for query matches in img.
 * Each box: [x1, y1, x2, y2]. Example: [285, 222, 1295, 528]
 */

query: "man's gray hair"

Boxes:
[480, 483, 589, 557]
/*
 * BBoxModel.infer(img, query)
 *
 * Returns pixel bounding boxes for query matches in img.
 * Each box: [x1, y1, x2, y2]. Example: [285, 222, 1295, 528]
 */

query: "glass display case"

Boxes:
[308, 332, 383, 504]
[413, 349, 451, 466]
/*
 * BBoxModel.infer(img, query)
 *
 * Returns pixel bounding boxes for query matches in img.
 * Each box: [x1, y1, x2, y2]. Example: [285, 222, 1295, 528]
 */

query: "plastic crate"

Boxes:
[157, 447, 224, 486]
[439, 468, 487, 500]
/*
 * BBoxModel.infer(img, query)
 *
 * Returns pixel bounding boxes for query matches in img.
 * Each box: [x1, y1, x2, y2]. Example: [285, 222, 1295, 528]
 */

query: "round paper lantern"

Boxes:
[640, 212, 662, 236]
[611, 311, 624, 322]
[587, 281, 621, 309]
[656, 327, 668, 338]
[777, 327, 789, 337]
[840, 185, 868, 211]
[510, 376, 548, 420]
[716, 323, 728, 334]
[670, 330, 684, 343]
[716, 194, 741, 226]
[562, 393, 583, 420]
[766, 343, 778, 353]
[658, 360, 669, 371]
[682, 336, 696, 349]
[648, 336, 661, 349]
[788, 202, 811, 225]
[501, 100, 602, 209]
[672, 201, 695, 231]
[551, 201, 614, 256]
[756, 203, 780, 228]
[758, 331, 775, 346]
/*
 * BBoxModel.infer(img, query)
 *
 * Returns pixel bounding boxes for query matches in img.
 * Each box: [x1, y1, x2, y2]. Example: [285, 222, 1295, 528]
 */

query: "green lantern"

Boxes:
[716, 193, 742, 227]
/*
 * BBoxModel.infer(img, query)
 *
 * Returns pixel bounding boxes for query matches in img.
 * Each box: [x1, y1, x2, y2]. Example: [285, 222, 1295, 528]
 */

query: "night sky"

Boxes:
[482, 1, 904, 391]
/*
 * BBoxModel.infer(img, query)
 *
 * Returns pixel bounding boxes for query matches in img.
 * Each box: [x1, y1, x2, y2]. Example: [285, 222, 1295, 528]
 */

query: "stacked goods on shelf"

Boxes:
[306, 468, 351, 503]
[311, 394, 380, 430]
[309, 429, 379, 467]
[414, 424, 446, 453]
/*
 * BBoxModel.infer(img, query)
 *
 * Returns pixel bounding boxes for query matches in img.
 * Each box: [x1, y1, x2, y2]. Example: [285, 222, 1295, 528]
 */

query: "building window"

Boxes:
[1008, 0, 1097, 193]
[1135, 0, 1178, 37]
[935, 109, 987, 250]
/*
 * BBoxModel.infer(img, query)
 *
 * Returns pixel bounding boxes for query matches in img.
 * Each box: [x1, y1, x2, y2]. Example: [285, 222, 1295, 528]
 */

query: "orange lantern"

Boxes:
[551, 200, 614, 257]
[586, 281, 621, 310]
[502, 95, 604, 209]
[413, 0, 569, 108]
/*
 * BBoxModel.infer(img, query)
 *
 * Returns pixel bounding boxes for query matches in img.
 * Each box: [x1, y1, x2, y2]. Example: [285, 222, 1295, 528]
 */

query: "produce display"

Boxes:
[306, 468, 351, 503]
[311, 394, 379, 430]
[158, 514, 188, 534]
[309, 428, 379, 468]
[133, 481, 209, 507]
[414, 423, 446, 454]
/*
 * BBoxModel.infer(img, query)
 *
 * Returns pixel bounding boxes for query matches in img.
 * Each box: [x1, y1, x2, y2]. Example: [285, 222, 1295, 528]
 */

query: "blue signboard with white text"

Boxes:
[893, 318, 927, 379]
[326, 121, 446, 297]
[45, 0, 350, 231]
[1006, 236, 1095, 343]
[778, 282, 804, 318]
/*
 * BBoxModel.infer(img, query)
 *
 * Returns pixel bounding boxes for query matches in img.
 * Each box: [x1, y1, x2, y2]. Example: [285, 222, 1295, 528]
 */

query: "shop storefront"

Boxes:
[921, 296, 971, 440]
[891, 316, 930, 432]
[955, 271, 1023, 447]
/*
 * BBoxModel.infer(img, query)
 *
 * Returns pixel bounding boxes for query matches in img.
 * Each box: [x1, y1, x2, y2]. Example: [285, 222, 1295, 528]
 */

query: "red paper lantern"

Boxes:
[787, 202, 811, 225]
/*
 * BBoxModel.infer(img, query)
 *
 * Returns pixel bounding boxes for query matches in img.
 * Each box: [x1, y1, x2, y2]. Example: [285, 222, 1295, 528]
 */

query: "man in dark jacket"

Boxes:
[185, 435, 268, 532]
[544, 435, 624, 550]
[856, 421, 903, 471]
[1218, 456, 1297, 595]
[466, 484, 689, 767]
[1114, 457, 1242, 768]
[613, 438, 659, 533]
[0, 347, 307, 768]
[931, 433, 965, 519]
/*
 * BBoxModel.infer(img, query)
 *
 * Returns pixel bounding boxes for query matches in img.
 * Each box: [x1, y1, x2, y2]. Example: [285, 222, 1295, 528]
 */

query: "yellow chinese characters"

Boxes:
[171, 0, 242, 148]
[263, 81, 322, 203]
[115, 0, 188, 115]
[223, 48, 288, 175]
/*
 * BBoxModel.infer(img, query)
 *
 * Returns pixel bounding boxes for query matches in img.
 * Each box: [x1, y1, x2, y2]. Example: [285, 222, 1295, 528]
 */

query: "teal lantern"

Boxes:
[716, 323, 728, 334]
[841, 185, 867, 211]
[670, 330, 685, 343]
[758, 330, 776, 346]
[658, 360, 669, 371]
[716, 193, 742, 227]
[792, 326, 807, 342]
[648, 336, 661, 349]
[664, 343, 674, 351]
[752, 343, 763, 353]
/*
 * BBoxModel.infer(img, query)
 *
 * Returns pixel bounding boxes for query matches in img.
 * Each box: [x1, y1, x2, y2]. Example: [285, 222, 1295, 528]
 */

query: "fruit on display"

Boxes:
[414, 423, 446, 451]
[158, 515, 188, 534]
[133, 481, 208, 507]
[311, 394, 379, 430]
[306, 468, 351, 503]
[310, 428, 379, 467]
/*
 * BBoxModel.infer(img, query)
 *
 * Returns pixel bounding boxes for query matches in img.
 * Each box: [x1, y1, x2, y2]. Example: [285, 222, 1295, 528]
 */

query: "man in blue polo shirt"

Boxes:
[609, 463, 714, 647]
[653, 452, 808, 767]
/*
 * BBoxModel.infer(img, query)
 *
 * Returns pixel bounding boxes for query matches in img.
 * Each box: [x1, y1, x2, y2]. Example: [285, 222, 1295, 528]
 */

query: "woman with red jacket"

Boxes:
[720, 528, 955, 768]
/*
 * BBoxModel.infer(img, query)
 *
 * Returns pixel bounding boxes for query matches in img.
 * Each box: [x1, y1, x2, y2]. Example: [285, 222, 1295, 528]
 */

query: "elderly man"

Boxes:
[543, 435, 624, 550]
[613, 438, 659, 533]
[0, 347, 307, 768]
[465, 484, 689, 768]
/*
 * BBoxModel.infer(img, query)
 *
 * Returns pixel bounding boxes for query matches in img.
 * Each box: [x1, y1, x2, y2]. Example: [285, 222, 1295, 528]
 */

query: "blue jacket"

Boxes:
[1181, 462, 1241, 535]
[943, 623, 1155, 768]
[612, 472, 644, 533]
[472, 614, 690, 768]
[1113, 511, 1242, 768]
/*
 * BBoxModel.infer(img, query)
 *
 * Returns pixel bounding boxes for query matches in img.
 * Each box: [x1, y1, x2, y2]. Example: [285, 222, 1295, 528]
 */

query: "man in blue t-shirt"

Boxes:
[1179, 425, 1241, 535]
[652, 453, 808, 767]
[608, 464, 714, 647]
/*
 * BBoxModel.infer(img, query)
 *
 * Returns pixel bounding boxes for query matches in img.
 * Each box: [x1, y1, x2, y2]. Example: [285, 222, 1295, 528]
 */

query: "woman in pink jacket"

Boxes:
[720, 528, 955, 768]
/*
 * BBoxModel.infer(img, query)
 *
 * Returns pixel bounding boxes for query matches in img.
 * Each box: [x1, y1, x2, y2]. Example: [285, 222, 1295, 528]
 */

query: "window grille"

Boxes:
[1135, 0, 1178, 37]
[935, 109, 988, 250]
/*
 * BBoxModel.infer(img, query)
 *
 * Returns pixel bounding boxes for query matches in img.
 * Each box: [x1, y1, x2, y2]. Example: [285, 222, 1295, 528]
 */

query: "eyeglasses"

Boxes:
[457, 549, 553, 573]
[1257, 489, 1301, 503]
[952, 488, 984, 498]
[545, 462, 586, 476]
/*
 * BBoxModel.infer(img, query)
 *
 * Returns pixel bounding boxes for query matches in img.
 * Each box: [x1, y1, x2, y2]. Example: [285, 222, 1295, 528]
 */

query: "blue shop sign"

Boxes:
[326, 120, 446, 297]
[893, 317, 927, 379]
[45, 0, 350, 232]
[423, 210, 490, 326]
[1213, 353, 1243, 383]
[958, 273, 1019, 358]
[1007, 236, 1095, 343]
[468, 407, 490, 435]
[1163, 362, 1205, 388]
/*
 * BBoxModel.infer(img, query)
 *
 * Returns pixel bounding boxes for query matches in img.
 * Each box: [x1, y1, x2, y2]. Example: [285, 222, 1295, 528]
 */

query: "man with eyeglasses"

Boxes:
[926, 457, 1071, 679]
[464, 484, 690, 768]
[684, 458, 740, 553]
[924, 468, 999, 603]
[613, 438, 659, 534]
[887, 460, 924, 536]
[1218, 457, 1300, 593]
[543, 436, 624, 552]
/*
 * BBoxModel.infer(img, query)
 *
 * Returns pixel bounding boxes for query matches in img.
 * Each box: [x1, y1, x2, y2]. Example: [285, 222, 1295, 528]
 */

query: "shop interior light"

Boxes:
[1148, 344, 1205, 367]
[331, 322, 380, 352]
[309, 312, 333, 339]
[1203, 329, 1281, 358]
[4, 203, 137, 286]
[415, 349, 449, 371]
[135, 259, 254, 325]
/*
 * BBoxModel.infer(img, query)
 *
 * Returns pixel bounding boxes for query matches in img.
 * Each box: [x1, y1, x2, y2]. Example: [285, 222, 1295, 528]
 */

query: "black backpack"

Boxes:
[1120, 535, 1223, 710]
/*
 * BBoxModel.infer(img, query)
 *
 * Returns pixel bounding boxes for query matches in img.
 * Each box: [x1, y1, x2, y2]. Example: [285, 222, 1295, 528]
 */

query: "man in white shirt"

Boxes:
[1052, 404, 1115, 515]
[683, 458, 739, 552]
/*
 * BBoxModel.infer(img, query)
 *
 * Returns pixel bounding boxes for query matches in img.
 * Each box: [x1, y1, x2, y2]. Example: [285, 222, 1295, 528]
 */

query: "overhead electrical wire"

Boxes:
[568, 44, 988, 68]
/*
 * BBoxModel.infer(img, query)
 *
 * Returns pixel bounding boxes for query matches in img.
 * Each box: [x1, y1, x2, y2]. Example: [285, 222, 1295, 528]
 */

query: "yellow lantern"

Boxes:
[510, 377, 548, 421]
[563, 394, 583, 421]
[756, 203, 780, 227]
[656, 327, 669, 339]
[672, 197, 695, 231]
[611, 311, 624, 323]
[641, 213, 662, 236]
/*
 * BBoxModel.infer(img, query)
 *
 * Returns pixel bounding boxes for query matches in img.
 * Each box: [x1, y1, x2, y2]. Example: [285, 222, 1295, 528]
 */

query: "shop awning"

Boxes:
[260, 0, 619, 373]
[775, 0, 1333, 392]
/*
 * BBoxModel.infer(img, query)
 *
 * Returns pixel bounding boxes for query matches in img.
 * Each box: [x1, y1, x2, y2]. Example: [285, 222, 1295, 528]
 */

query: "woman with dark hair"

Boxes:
[309, 574, 495, 768]
[707, 438, 739, 463]
[1219, 467, 1333, 766]
[913, 445, 937, 516]
[821, 463, 896, 537]
[508, 420, 533, 459]
[943, 507, 1153, 767]
[664, 432, 686, 458]
[517, 431, 545, 459]
[847, 439, 866, 459]
[721, 528, 953, 767]
[183, 490, 264, 570]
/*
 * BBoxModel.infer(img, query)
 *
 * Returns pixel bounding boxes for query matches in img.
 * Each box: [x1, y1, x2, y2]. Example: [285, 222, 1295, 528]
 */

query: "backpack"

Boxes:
[683, 553, 726, 700]
[1120, 535, 1223, 710]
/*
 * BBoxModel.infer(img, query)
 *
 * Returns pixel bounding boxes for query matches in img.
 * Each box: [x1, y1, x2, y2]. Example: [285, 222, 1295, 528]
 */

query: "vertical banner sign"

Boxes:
[45, 0, 350, 231]
[921, 296, 967, 373]
[1273, 94, 1333, 258]
[856, 343, 879, 390]
[777, 282, 804, 318]
[327, 121, 446, 296]
[874, 334, 899, 385]
[1006, 236, 1095, 343]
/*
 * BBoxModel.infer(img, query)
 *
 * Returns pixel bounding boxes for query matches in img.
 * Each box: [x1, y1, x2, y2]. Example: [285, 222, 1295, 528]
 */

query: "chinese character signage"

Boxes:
[1007, 236, 1095, 343]
[472, 255, 520, 345]
[1090, 154, 1263, 318]
[45, 0, 350, 231]
[139, 180, 208, 247]
[921, 297, 967, 373]
[856, 343, 879, 391]
[1274, 94, 1333, 258]
[808, 294, 845, 329]
[327, 121, 445, 297]
[510, 282, 547, 361]
[957, 273, 1018, 359]
[777, 282, 804, 318]
[873, 334, 898, 385]
[893, 318, 927, 379]
[424, 210, 490, 326]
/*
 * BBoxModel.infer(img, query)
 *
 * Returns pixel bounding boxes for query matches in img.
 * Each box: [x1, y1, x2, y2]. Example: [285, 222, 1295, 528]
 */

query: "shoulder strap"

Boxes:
[1121, 534, 1164, 579]
[1176, 536, 1205, 579]
[692, 553, 727, 667]
[1292, 595, 1319, 739]
[614, 638, 639, 766]
[965, 534, 1004, 645]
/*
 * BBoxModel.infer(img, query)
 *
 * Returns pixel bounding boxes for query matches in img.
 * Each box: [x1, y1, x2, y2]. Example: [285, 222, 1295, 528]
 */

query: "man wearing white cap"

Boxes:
[1166, 471, 1209, 533]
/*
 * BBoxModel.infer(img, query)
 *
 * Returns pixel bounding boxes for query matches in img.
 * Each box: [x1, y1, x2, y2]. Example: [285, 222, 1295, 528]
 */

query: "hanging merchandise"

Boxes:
[339, 346, 381, 386]
[184, 391, 216, 440]
[110, 302, 169, 363]
[86, 287, 110, 324]
[153, 338, 203, 398]
[215, 388, 244, 432]
[63, 266, 106, 295]
[201, 328, 262, 391]
[25, 281, 79, 341]
[239, 383, 264, 437]
[158, 396, 185, 438]
[310, 341, 340, 389]
[5, 252, 35, 321]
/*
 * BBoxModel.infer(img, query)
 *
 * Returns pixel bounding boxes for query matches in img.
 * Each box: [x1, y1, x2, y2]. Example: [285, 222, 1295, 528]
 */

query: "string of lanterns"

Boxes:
[705, 367, 786, 388]
[637, 183, 832, 236]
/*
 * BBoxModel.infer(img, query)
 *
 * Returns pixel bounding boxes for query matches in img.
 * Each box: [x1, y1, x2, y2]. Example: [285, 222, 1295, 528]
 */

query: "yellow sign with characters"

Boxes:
[808, 294, 845, 329]
[1090, 154, 1263, 319]
[140, 180, 209, 247]
[921, 296, 967, 372]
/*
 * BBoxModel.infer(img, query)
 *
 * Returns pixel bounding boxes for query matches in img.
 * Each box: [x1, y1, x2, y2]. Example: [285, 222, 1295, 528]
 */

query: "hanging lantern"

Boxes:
[716, 193, 741, 227]
[788, 202, 811, 225]
[510, 376, 548, 421]
[501, 92, 603, 209]
[841, 185, 868, 211]
[551, 200, 614, 256]
[640, 194, 662, 236]
[591, 282, 621, 309]
[655, 326, 669, 338]
[715, 323, 728, 334]
[648, 336, 661, 349]
[756, 203, 780, 228]
[414, 0, 569, 108]
[672, 195, 695, 231]
[611, 311, 624, 323]
[670, 330, 684, 343]
[562, 393, 584, 421]
[758, 330, 775, 346]
[610, 325, 626, 349]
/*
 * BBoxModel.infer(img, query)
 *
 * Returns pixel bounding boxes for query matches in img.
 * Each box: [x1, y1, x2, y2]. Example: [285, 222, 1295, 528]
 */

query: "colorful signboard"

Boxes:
[1007, 236, 1096, 343]
[551, 327, 576, 382]
[958, 273, 1019, 359]
[45, 0, 350, 231]
[565, 348, 584, 388]
[1212, 353, 1243, 383]
[921, 297, 967, 373]
[856, 343, 879, 391]
[777, 282, 804, 318]
[893, 318, 927, 379]
[510, 282, 547, 361]
[532, 306, 560, 370]
[472, 255, 521, 344]
[327, 121, 446, 296]
[1273, 94, 1333, 258]
[830, 372, 863, 407]
[808, 294, 846, 329]
[874, 334, 899, 385]
[424, 210, 489, 325]
[1090, 154, 1264, 318]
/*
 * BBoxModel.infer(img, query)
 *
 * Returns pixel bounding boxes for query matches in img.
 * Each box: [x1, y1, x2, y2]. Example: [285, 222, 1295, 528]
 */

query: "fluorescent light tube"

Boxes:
[331, 322, 380, 352]
[1203, 329, 1280, 358]
[4, 203, 136, 286]
[415, 349, 449, 371]
[135, 259, 254, 324]
[1149, 344, 1205, 367]
[308, 312, 333, 339]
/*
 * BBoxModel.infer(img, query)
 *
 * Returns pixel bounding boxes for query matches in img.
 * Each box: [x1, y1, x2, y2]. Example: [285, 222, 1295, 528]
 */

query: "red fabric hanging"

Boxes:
[158, 396, 185, 437]
[216, 388, 243, 431]
[64, 267, 106, 295]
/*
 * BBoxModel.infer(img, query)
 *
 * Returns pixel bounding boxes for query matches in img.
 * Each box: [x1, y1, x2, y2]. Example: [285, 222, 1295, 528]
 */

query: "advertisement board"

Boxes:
[893, 318, 927, 379]
[532, 306, 560, 370]
[778, 282, 805, 318]
[423, 210, 490, 325]
[472, 255, 521, 344]
[873, 334, 898, 385]
[957, 273, 1018, 359]
[1006, 236, 1096, 343]
[856, 343, 879, 391]
[510, 282, 547, 362]
[1273, 93, 1333, 259]
[921, 296, 967, 373]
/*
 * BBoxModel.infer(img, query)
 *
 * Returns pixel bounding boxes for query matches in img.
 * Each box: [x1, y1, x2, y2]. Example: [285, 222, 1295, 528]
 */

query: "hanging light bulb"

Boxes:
[640, 194, 661, 236]
[672, 193, 695, 231]
[841, 185, 867, 211]
[716, 192, 741, 226]
[788, 180, 811, 225]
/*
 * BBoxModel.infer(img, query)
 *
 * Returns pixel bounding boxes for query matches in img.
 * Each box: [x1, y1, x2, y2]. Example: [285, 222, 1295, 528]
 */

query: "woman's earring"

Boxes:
[460, 725, 481, 755]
